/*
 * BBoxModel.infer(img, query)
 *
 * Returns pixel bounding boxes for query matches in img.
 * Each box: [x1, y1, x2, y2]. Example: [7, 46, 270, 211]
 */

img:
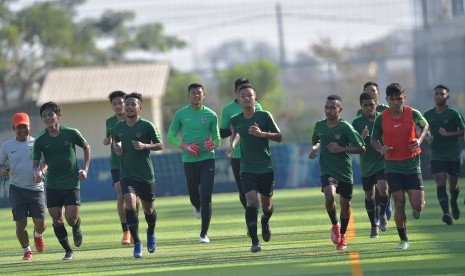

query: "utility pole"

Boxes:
[276, 3, 286, 69]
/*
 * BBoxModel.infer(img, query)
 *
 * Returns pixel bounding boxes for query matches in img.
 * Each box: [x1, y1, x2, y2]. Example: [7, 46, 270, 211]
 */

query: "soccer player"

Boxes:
[32, 102, 91, 260]
[0, 113, 47, 261]
[371, 82, 429, 250]
[423, 84, 465, 225]
[168, 83, 220, 244]
[220, 77, 263, 210]
[113, 92, 164, 258]
[227, 83, 282, 253]
[309, 95, 365, 250]
[103, 90, 140, 245]
[352, 92, 390, 238]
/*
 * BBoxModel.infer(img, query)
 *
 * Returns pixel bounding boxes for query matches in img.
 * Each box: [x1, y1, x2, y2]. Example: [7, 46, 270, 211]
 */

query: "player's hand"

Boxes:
[438, 127, 448, 137]
[33, 169, 44, 183]
[408, 138, 420, 151]
[379, 145, 393, 155]
[1, 168, 10, 179]
[361, 125, 370, 139]
[226, 146, 235, 159]
[78, 169, 88, 181]
[132, 140, 148, 150]
[103, 136, 112, 146]
[309, 146, 318, 159]
[426, 132, 434, 145]
[249, 122, 263, 137]
[114, 141, 123, 155]
[327, 142, 342, 153]
[204, 138, 216, 151]
[181, 142, 200, 156]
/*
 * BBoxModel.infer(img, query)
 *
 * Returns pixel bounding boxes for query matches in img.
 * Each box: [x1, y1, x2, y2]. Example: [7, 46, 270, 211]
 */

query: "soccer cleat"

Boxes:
[251, 243, 261, 253]
[199, 235, 210, 243]
[133, 242, 143, 258]
[396, 240, 410, 250]
[34, 234, 45, 253]
[336, 234, 347, 250]
[442, 213, 453, 225]
[23, 251, 32, 261]
[122, 231, 131, 245]
[261, 215, 271, 242]
[386, 201, 392, 220]
[412, 210, 422, 220]
[379, 215, 388, 232]
[370, 226, 379, 238]
[62, 251, 74, 260]
[147, 231, 156, 253]
[451, 199, 460, 220]
[331, 223, 341, 244]
[72, 226, 83, 247]
[193, 206, 201, 219]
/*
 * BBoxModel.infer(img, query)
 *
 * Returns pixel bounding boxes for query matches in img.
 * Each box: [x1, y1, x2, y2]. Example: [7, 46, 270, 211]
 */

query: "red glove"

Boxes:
[204, 138, 216, 151]
[181, 142, 200, 156]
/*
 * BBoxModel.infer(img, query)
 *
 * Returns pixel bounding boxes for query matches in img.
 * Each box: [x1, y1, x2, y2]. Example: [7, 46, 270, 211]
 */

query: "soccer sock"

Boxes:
[327, 209, 338, 225]
[34, 230, 42, 238]
[365, 199, 376, 227]
[145, 210, 157, 236]
[200, 202, 212, 237]
[245, 207, 259, 245]
[239, 193, 247, 210]
[126, 209, 140, 243]
[23, 246, 32, 252]
[72, 217, 81, 230]
[262, 205, 274, 223]
[121, 223, 129, 232]
[397, 227, 408, 241]
[53, 224, 72, 252]
[450, 188, 459, 203]
[379, 195, 389, 217]
[437, 186, 449, 213]
[340, 218, 349, 235]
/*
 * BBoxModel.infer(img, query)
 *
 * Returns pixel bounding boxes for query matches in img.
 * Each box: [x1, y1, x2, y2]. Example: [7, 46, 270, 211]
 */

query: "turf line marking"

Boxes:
[349, 251, 363, 276]
[347, 208, 355, 241]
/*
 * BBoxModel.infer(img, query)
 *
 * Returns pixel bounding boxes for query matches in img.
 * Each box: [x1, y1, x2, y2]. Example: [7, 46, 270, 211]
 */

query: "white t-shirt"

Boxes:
[0, 136, 44, 191]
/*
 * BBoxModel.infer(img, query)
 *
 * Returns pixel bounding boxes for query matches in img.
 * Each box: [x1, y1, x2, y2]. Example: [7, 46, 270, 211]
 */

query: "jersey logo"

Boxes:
[135, 132, 142, 138]
[10, 150, 17, 153]
[201, 117, 207, 123]
[64, 140, 69, 146]
[334, 134, 341, 140]
[394, 123, 402, 128]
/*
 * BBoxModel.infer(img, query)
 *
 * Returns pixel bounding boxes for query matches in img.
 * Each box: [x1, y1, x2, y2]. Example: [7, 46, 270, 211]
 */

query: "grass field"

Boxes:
[1, 180, 465, 275]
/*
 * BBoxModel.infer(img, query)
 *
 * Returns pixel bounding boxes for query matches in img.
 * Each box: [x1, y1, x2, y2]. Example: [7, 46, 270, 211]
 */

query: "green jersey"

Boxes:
[106, 115, 124, 170]
[32, 126, 88, 190]
[113, 118, 162, 184]
[312, 119, 364, 184]
[423, 106, 465, 161]
[352, 112, 385, 177]
[356, 103, 388, 116]
[230, 110, 280, 174]
[220, 99, 263, 158]
[168, 105, 221, 163]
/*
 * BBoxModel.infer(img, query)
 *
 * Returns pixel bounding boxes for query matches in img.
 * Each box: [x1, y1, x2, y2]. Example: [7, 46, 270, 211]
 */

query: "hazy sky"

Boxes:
[15, 0, 419, 71]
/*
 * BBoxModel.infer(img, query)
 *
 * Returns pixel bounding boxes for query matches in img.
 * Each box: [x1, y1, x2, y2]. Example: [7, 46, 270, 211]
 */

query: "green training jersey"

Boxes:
[168, 105, 221, 163]
[230, 110, 280, 174]
[106, 115, 125, 170]
[113, 118, 162, 184]
[356, 103, 388, 116]
[312, 119, 365, 184]
[32, 126, 88, 190]
[220, 99, 263, 159]
[352, 112, 385, 177]
[423, 106, 465, 161]
[372, 108, 428, 174]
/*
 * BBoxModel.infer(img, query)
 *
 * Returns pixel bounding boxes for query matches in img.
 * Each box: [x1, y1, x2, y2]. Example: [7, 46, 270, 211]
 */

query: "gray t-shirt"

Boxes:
[0, 136, 44, 191]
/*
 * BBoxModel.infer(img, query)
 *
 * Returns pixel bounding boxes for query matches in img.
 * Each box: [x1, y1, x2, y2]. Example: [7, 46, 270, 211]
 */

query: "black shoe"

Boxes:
[63, 251, 74, 260]
[251, 243, 261, 253]
[73, 227, 82, 247]
[451, 199, 460, 220]
[442, 213, 453, 225]
[261, 215, 271, 242]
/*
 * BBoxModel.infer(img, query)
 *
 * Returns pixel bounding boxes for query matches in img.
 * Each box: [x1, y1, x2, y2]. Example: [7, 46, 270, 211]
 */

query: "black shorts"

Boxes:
[9, 185, 46, 221]
[386, 172, 423, 193]
[120, 178, 155, 202]
[241, 172, 274, 197]
[111, 169, 120, 185]
[361, 169, 386, 192]
[320, 174, 353, 200]
[46, 188, 80, 208]
[430, 160, 460, 176]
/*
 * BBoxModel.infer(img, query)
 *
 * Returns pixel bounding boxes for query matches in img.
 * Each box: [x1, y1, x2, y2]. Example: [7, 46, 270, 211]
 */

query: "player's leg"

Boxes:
[321, 175, 340, 244]
[362, 175, 377, 237]
[447, 161, 460, 220]
[63, 189, 82, 247]
[184, 162, 201, 219]
[259, 172, 274, 243]
[30, 189, 46, 253]
[47, 189, 74, 259]
[10, 186, 33, 260]
[336, 182, 352, 250]
[242, 172, 261, 252]
[138, 183, 157, 254]
[231, 158, 247, 209]
[198, 159, 215, 243]
[376, 171, 389, 231]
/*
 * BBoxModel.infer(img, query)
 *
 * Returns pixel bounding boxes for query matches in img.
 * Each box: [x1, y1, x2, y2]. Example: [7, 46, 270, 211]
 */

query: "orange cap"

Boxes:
[12, 112, 30, 127]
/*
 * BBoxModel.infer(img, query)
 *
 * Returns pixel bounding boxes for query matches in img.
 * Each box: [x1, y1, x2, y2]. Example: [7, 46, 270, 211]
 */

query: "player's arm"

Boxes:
[79, 143, 91, 181]
[410, 110, 429, 151]
[226, 127, 240, 159]
[309, 142, 320, 159]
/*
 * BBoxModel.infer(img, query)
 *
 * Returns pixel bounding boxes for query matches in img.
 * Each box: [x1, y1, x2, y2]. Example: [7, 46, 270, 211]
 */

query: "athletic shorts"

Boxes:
[241, 172, 274, 197]
[9, 185, 46, 221]
[361, 169, 386, 192]
[111, 169, 120, 185]
[386, 172, 423, 193]
[120, 178, 155, 202]
[430, 160, 460, 176]
[320, 174, 353, 200]
[46, 188, 80, 208]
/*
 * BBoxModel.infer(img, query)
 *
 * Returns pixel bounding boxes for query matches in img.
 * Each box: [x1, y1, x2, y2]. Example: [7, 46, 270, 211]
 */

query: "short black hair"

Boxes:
[385, 83, 404, 97]
[234, 77, 249, 91]
[434, 84, 449, 93]
[327, 94, 342, 102]
[359, 91, 376, 104]
[237, 83, 254, 93]
[40, 101, 61, 117]
[187, 83, 204, 92]
[363, 81, 379, 91]
[124, 92, 143, 103]
[108, 90, 126, 102]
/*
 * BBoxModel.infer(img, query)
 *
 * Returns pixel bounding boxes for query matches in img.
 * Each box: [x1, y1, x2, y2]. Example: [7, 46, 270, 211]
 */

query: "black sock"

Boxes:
[379, 195, 389, 217]
[397, 227, 408, 241]
[122, 223, 128, 232]
[126, 209, 140, 243]
[145, 210, 157, 236]
[53, 224, 72, 252]
[450, 188, 459, 203]
[437, 186, 449, 213]
[262, 205, 274, 222]
[72, 217, 81, 230]
[340, 218, 349, 235]
[365, 199, 376, 227]
[246, 207, 259, 245]
[327, 209, 338, 225]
